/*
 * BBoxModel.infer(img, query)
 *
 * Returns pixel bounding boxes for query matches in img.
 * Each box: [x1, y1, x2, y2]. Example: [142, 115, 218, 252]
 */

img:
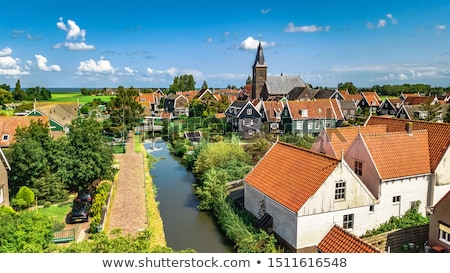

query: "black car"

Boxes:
[66, 200, 89, 224]
[75, 190, 93, 205]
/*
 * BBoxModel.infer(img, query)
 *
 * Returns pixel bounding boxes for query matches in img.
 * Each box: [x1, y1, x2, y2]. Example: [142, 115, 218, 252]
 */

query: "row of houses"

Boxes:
[242, 116, 450, 253]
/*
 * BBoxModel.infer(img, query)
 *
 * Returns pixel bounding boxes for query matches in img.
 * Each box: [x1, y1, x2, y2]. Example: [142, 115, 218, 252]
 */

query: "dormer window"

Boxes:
[300, 109, 308, 117]
[2, 134, 9, 141]
[247, 109, 252, 115]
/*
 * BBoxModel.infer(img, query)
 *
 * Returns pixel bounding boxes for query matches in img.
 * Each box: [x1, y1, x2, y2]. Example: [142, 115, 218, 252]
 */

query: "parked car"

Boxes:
[75, 190, 93, 205]
[66, 200, 89, 224]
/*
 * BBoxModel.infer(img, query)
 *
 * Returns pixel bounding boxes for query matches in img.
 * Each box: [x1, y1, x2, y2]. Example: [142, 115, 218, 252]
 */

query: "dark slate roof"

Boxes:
[338, 99, 357, 109]
[265, 75, 307, 96]
[253, 41, 266, 68]
[314, 89, 337, 99]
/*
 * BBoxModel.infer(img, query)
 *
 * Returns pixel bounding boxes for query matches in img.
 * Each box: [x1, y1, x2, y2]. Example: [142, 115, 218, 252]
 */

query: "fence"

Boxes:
[52, 228, 76, 244]
[363, 224, 429, 252]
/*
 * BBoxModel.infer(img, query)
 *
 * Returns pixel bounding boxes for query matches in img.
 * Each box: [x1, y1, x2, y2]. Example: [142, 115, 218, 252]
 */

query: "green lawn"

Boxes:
[50, 92, 115, 104]
[36, 201, 72, 224]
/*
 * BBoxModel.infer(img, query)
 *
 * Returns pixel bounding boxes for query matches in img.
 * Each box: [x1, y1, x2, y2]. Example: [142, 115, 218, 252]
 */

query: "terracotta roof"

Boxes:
[262, 101, 284, 122]
[366, 116, 450, 172]
[341, 93, 362, 101]
[323, 125, 387, 159]
[0, 116, 50, 147]
[361, 92, 381, 106]
[214, 113, 226, 119]
[136, 93, 155, 104]
[244, 142, 339, 212]
[317, 225, 382, 253]
[287, 99, 342, 120]
[360, 130, 431, 179]
[403, 96, 434, 105]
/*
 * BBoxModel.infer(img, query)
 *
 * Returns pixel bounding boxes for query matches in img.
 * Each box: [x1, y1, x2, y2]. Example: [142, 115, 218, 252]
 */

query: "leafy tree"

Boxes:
[419, 99, 442, 121]
[0, 83, 10, 91]
[168, 74, 196, 93]
[24, 86, 52, 101]
[65, 117, 116, 191]
[14, 186, 35, 208]
[0, 88, 13, 105]
[338, 82, 357, 94]
[108, 86, 144, 130]
[244, 138, 271, 165]
[246, 75, 252, 84]
[0, 210, 53, 253]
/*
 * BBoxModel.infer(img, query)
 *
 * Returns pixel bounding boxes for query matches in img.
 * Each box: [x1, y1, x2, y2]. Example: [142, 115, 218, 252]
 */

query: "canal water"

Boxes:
[144, 139, 234, 253]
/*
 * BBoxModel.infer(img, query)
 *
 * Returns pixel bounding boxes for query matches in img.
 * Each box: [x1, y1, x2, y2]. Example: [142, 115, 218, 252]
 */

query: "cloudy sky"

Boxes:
[1, 0, 450, 89]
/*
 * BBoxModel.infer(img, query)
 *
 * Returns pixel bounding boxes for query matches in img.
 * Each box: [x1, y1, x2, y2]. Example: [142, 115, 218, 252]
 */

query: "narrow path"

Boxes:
[107, 132, 148, 235]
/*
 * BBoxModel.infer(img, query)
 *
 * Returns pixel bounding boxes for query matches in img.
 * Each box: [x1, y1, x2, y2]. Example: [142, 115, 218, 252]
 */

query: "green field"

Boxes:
[50, 92, 115, 104]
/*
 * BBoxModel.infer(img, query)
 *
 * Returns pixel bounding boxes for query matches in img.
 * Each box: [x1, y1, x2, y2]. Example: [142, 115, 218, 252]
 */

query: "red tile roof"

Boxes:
[360, 130, 431, 179]
[317, 225, 382, 253]
[136, 93, 155, 104]
[0, 116, 50, 146]
[361, 92, 382, 106]
[287, 99, 342, 120]
[366, 116, 450, 172]
[262, 101, 284, 122]
[244, 142, 339, 212]
[323, 125, 387, 159]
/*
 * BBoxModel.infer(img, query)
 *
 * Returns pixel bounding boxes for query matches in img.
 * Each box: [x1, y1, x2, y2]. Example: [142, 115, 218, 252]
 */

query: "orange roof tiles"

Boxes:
[361, 130, 431, 179]
[361, 92, 381, 106]
[244, 142, 339, 212]
[324, 125, 387, 159]
[287, 99, 341, 120]
[262, 101, 284, 122]
[366, 116, 450, 172]
[318, 225, 382, 253]
[0, 116, 50, 146]
[136, 93, 155, 104]
[341, 93, 362, 101]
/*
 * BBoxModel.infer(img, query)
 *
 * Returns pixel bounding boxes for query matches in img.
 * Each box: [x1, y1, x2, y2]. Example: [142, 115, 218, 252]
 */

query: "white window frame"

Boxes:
[247, 108, 252, 115]
[335, 180, 346, 200]
[2, 134, 9, 141]
[393, 195, 401, 203]
[296, 121, 303, 130]
[439, 224, 450, 245]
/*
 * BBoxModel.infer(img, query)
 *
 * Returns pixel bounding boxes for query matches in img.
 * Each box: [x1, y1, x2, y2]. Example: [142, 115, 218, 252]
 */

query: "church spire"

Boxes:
[253, 35, 266, 67]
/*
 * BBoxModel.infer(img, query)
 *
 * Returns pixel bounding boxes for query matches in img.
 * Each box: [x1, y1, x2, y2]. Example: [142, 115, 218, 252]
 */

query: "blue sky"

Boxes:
[1, 0, 450, 89]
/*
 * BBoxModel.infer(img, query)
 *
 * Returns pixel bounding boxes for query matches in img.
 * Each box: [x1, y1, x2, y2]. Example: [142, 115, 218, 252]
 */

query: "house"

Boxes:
[0, 116, 50, 147]
[311, 125, 387, 159]
[250, 40, 311, 101]
[365, 116, 450, 206]
[0, 147, 11, 206]
[340, 91, 362, 105]
[377, 97, 402, 116]
[344, 128, 431, 217]
[243, 141, 377, 252]
[428, 190, 450, 253]
[281, 99, 344, 136]
[395, 96, 442, 121]
[338, 99, 358, 120]
[224, 100, 262, 139]
[260, 100, 285, 133]
[136, 93, 163, 116]
[26, 102, 78, 138]
[163, 93, 189, 117]
[358, 92, 382, 114]
[313, 89, 344, 100]
[316, 224, 382, 253]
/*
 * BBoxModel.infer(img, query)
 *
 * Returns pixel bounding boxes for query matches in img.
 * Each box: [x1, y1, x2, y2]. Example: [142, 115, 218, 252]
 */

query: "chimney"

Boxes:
[405, 122, 413, 136]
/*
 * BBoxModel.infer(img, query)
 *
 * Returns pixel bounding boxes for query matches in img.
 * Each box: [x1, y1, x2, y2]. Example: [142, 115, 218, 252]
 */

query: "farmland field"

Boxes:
[50, 92, 115, 104]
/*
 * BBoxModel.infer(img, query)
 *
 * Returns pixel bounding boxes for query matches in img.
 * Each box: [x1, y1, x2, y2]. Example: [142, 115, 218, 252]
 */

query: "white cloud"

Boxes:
[206, 37, 213, 43]
[0, 47, 29, 75]
[239, 36, 275, 50]
[55, 17, 95, 51]
[284, 23, 330, 33]
[436, 25, 446, 30]
[76, 57, 115, 75]
[386, 14, 398, 25]
[261, 8, 271, 15]
[377, 19, 387, 28]
[35, 54, 61, 72]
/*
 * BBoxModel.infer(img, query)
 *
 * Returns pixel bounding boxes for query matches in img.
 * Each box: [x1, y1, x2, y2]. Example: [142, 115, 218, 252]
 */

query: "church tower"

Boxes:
[252, 39, 267, 100]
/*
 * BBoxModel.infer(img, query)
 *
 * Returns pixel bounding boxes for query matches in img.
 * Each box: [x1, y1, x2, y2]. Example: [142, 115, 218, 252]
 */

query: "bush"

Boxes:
[15, 186, 35, 207]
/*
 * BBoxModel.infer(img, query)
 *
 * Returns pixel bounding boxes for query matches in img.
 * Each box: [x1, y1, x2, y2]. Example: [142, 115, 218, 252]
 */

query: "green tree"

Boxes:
[338, 82, 357, 94]
[168, 74, 196, 93]
[0, 210, 53, 253]
[246, 75, 252, 84]
[0, 88, 13, 105]
[201, 80, 208, 89]
[65, 117, 116, 191]
[0, 83, 10, 91]
[108, 86, 144, 130]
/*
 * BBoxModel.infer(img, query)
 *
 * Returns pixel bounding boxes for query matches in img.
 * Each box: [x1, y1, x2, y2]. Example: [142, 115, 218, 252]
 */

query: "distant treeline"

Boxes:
[363, 84, 450, 97]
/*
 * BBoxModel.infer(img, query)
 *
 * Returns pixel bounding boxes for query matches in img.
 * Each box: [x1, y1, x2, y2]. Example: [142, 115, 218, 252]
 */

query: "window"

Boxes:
[308, 121, 313, 130]
[0, 186, 3, 204]
[343, 214, 354, 229]
[315, 121, 320, 130]
[301, 109, 308, 117]
[439, 224, 450, 245]
[393, 195, 401, 203]
[2, 134, 8, 141]
[369, 205, 374, 213]
[325, 121, 331, 128]
[354, 160, 363, 176]
[410, 200, 420, 210]
[247, 108, 252, 115]
[335, 180, 346, 200]
[296, 121, 303, 130]
[243, 119, 253, 126]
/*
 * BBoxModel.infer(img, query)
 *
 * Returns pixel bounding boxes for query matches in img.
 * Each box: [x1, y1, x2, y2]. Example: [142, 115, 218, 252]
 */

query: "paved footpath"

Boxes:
[107, 132, 148, 235]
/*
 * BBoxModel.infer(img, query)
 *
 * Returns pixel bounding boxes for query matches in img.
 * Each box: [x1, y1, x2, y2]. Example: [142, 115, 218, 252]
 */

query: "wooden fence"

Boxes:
[363, 224, 429, 252]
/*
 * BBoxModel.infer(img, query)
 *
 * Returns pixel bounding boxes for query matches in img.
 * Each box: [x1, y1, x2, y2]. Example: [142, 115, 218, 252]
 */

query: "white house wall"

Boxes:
[433, 147, 450, 204]
[244, 183, 298, 249]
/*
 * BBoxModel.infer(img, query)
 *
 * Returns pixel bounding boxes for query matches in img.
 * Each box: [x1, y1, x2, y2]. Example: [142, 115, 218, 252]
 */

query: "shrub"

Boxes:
[15, 186, 35, 207]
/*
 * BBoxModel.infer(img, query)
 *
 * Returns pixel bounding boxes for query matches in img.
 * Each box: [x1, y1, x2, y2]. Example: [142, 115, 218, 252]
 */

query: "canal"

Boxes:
[144, 139, 234, 253]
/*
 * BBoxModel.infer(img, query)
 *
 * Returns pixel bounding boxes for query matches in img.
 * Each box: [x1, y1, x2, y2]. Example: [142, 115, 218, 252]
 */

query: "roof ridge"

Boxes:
[277, 141, 340, 162]
[361, 129, 428, 137]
